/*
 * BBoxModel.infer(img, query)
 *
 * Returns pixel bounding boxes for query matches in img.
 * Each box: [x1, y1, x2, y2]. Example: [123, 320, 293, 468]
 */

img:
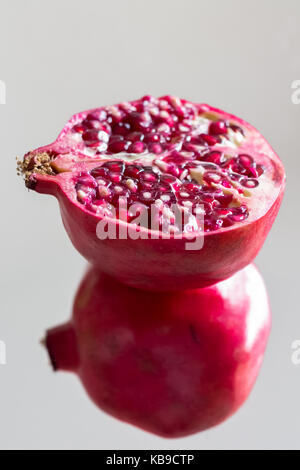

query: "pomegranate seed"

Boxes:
[77, 173, 97, 188]
[140, 170, 159, 183]
[110, 172, 123, 183]
[144, 133, 161, 143]
[209, 120, 228, 136]
[102, 161, 125, 173]
[90, 166, 108, 178]
[203, 151, 225, 165]
[128, 141, 146, 154]
[148, 143, 163, 154]
[237, 154, 254, 168]
[230, 124, 244, 135]
[82, 130, 100, 143]
[127, 132, 144, 142]
[138, 190, 157, 205]
[190, 135, 207, 146]
[240, 178, 259, 189]
[108, 141, 130, 153]
[83, 119, 104, 130]
[157, 123, 171, 134]
[73, 124, 85, 133]
[200, 134, 220, 146]
[124, 164, 143, 178]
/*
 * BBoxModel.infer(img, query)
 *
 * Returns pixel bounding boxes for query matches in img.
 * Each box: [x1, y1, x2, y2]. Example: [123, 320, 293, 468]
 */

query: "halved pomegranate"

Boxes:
[45, 264, 271, 438]
[18, 96, 285, 290]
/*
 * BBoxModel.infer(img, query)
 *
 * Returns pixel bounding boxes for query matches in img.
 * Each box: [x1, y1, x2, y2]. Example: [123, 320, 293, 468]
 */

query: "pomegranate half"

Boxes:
[19, 96, 285, 290]
[46, 264, 271, 438]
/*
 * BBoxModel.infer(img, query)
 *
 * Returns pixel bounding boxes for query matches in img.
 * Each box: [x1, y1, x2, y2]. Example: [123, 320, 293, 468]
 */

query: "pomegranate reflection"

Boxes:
[46, 264, 271, 438]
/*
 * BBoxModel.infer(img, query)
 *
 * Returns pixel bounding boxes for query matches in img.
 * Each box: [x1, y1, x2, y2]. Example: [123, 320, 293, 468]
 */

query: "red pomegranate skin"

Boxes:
[21, 97, 286, 291]
[46, 264, 271, 438]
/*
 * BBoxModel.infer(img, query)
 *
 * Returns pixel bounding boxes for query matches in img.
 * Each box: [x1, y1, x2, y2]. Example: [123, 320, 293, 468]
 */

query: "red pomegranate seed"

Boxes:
[128, 141, 146, 154]
[140, 170, 159, 183]
[124, 164, 143, 178]
[108, 141, 130, 153]
[101, 161, 125, 173]
[82, 130, 100, 143]
[237, 154, 254, 168]
[127, 132, 144, 142]
[240, 178, 259, 189]
[73, 124, 85, 133]
[209, 120, 228, 136]
[144, 133, 161, 143]
[200, 134, 220, 146]
[148, 143, 163, 154]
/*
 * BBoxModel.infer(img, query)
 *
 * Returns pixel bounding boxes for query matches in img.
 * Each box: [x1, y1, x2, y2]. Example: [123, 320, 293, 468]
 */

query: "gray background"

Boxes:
[0, 0, 299, 450]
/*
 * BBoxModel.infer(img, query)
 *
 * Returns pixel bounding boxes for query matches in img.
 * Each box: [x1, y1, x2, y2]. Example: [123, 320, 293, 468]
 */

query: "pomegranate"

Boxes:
[46, 264, 271, 438]
[19, 96, 285, 290]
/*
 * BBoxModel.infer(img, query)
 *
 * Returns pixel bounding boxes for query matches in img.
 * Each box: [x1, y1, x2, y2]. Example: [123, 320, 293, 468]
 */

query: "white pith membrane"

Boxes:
[39, 96, 281, 235]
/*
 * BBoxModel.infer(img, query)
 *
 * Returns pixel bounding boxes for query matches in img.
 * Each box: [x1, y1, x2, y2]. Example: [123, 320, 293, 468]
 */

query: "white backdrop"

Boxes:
[0, 0, 299, 450]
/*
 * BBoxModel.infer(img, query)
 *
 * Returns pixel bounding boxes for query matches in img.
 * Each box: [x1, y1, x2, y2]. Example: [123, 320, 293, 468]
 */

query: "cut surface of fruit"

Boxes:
[45, 264, 271, 438]
[18, 96, 285, 290]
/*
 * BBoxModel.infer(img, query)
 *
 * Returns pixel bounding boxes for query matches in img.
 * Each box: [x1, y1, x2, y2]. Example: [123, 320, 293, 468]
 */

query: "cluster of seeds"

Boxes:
[75, 149, 264, 233]
[71, 95, 245, 156]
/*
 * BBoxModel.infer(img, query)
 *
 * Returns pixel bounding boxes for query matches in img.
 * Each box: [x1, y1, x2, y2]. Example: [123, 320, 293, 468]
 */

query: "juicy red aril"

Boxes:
[159, 192, 176, 205]
[241, 178, 259, 189]
[110, 172, 122, 183]
[202, 151, 225, 166]
[228, 206, 249, 222]
[128, 142, 146, 154]
[127, 132, 144, 142]
[124, 164, 143, 178]
[148, 143, 163, 154]
[109, 134, 124, 144]
[108, 140, 130, 153]
[101, 161, 125, 173]
[77, 172, 98, 188]
[140, 170, 159, 183]
[230, 124, 244, 135]
[90, 166, 108, 178]
[125, 112, 151, 132]
[182, 182, 202, 195]
[73, 124, 85, 133]
[237, 154, 254, 168]
[144, 133, 161, 143]
[112, 123, 130, 136]
[110, 185, 131, 205]
[137, 190, 157, 205]
[209, 120, 228, 136]
[200, 134, 220, 146]
[82, 130, 100, 143]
